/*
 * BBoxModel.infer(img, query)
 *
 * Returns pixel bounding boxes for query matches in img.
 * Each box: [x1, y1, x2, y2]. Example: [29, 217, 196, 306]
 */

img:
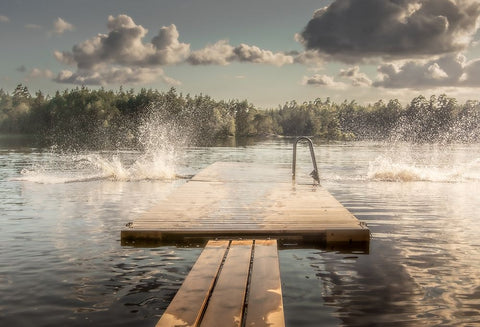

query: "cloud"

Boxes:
[302, 74, 346, 88]
[339, 66, 373, 86]
[27, 68, 54, 79]
[53, 51, 76, 66]
[53, 15, 191, 85]
[56, 15, 190, 70]
[188, 40, 235, 65]
[427, 63, 449, 79]
[16, 65, 54, 80]
[0, 15, 9, 23]
[57, 13, 296, 75]
[53, 17, 74, 35]
[233, 44, 294, 66]
[54, 66, 173, 85]
[188, 40, 294, 66]
[452, 56, 480, 86]
[52, 14, 307, 86]
[161, 75, 182, 86]
[299, 0, 480, 63]
[372, 53, 480, 88]
[150, 24, 191, 65]
[291, 49, 324, 66]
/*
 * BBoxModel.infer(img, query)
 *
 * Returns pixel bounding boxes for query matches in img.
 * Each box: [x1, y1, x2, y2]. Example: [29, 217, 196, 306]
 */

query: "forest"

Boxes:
[1, 84, 480, 149]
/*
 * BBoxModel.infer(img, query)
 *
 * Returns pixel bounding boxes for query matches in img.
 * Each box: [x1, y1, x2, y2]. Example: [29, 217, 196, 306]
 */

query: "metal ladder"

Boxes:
[292, 136, 320, 185]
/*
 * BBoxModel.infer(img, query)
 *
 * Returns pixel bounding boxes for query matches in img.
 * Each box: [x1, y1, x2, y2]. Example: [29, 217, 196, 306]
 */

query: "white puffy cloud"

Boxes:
[0, 15, 9, 23]
[51, 14, 374, 87]
[233, 44, 294, 66]
[457, 58, 480, 86]
[150, 24, 190, 65]
[53, 17, 74, 35]
[27, 68, 54, 79]
[54, 51, 76, 66]
[188, 40, 235, 65]
[60, 16, 295, 72]
[339, 66, 373, 86]
[302, 74, 346, 88]
[55, 15, 190, 71]
[426, 63, 449, 80]
[373, 53, 480, 88]
[300, 0, 480, 63]
[54, 66, 174, 85]
[53, 15, 190, 85]
[292, 49, 324, 66]
[188, 40, 294, 66]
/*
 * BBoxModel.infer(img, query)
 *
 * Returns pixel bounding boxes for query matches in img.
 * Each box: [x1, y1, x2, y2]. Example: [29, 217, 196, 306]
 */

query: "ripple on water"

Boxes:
[1, 142, 480, 326]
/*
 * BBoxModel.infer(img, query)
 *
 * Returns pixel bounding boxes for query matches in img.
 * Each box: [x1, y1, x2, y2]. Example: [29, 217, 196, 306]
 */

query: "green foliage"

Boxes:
[278, 99, 351, 140]
[1, 84, 480, 148]
[233, 100, 257, 137]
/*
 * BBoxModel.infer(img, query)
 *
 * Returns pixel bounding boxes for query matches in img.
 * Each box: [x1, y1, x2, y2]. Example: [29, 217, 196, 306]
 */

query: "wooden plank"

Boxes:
[245, 240, 285, 327]
[156, 240, 229, 327]
[200, 240, 253, 327]
[121, 162, 370, 245]
[191, 162, 291, 183]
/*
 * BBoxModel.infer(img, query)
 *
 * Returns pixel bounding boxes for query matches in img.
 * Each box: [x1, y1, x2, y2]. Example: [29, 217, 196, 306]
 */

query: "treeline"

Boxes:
[1, 84, 480, 148]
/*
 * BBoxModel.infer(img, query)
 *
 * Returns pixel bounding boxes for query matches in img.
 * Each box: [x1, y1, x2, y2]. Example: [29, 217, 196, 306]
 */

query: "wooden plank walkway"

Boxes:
[156, 239, 284, 327]
[121, 162, 369, 245]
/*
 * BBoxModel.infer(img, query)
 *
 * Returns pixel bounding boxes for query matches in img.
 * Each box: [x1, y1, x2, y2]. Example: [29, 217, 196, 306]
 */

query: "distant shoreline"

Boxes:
[2, 86, 480, 149]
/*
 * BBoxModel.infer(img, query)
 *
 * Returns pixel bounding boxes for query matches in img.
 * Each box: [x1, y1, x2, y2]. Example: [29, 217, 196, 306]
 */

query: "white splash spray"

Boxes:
[367, 155, 480, 182]
[17, 105, 188, 184]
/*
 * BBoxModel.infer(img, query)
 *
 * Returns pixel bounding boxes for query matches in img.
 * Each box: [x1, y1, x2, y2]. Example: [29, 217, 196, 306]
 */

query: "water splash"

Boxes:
[16, 105, 189, 184]
[367, 155, 480, 182]
[17, 150, 177, 184]
[85, 151, 177, 181]
[18, 165, 103, 184]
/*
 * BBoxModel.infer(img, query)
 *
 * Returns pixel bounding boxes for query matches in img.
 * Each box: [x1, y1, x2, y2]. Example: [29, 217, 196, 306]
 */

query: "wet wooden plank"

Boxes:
[191, 162, 290, 183]
[156, 240, 229, 327]
[200, 240, 253, 327]
[121, 162, 370, 244]
[245, 240, 285, 327]
[155, 239, 285, 327]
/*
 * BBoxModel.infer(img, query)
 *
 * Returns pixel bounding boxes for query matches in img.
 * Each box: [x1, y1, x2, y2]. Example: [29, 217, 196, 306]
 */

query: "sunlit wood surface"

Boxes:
[244, 239, 285, 327]
[156, 239, 285, 327]
[121, 162, 370, 244]
[155, 240, 228, 327]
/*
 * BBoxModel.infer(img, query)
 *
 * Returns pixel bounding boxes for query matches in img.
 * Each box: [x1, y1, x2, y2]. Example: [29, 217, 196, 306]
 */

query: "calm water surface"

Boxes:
[1, 138, 480, 326]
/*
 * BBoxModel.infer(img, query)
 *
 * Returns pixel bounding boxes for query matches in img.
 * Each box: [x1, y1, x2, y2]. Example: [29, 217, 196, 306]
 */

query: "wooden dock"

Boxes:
[121, 162, 369, 245]
[156, 239, 284, 327]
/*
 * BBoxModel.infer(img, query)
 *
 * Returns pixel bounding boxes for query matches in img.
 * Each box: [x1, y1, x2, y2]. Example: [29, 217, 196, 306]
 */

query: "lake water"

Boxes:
[1, 136, 480, 326]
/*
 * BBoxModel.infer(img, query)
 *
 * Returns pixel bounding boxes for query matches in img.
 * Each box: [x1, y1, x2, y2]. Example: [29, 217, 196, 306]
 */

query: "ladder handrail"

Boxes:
[292, 136, 320, 185]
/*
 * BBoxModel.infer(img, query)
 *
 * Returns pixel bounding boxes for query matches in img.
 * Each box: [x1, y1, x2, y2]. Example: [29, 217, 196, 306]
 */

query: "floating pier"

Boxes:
[121, 161, 370, 245]
[156, 239, 284, 327]
[122, 155, 370, 326]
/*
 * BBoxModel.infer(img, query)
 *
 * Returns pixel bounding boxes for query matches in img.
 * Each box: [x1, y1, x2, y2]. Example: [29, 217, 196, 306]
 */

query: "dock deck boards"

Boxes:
[121, 162, 369, 244]
[156, 239, 285, 327]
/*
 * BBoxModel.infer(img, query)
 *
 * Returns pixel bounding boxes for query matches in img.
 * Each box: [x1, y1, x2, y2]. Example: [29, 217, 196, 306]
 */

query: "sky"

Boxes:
[1, 0, 480, 108]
